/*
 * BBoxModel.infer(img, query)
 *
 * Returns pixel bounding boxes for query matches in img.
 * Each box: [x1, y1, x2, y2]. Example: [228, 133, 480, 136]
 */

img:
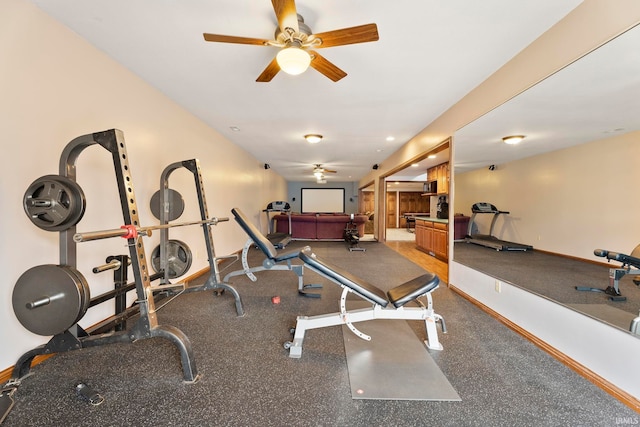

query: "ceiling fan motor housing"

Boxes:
[275, 14, 312, 45]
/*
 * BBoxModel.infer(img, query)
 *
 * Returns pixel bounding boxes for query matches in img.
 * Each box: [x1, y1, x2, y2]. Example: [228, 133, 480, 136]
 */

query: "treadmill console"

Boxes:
[471, 202, 498, 213]
[266, 201, 290, 212]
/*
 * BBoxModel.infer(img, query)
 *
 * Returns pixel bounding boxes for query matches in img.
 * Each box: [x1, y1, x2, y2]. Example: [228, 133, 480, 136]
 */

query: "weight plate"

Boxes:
[150, 189, 185, 222]
[23, 175, 86, 231]
[13, 265, 90, 336]
[61, 265, 91, 325]
[151, 240, 193, 278]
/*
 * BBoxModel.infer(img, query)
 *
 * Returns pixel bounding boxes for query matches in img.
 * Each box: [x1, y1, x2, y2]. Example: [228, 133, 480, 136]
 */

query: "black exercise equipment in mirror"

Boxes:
[575, 245, 640, 303]
[465, 202, 533, 251]
[151, 240, 193, 278]
[23, 175, 86, 231]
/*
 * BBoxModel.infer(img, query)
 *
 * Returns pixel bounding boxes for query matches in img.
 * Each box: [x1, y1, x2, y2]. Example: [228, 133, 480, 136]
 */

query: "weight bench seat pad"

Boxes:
[387, 273, 439, 308]
[299, 248, 440, 309]
[232, 207, 307, 262]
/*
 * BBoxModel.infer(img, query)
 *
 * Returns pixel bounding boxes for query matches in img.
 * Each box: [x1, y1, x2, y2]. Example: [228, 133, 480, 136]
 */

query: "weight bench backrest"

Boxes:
[299, 247, 389, 307]
[232, 208, 278, 259]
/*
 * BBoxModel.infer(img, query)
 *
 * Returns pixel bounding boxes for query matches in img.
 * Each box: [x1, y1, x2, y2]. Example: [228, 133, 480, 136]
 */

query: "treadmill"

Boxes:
[465, 202, 533, 251]
[263, 201, 292, 249]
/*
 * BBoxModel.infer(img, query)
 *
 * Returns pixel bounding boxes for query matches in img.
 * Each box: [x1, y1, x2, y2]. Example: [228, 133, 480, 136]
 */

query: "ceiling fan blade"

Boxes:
[203, 33, 270, 46]
[324, 169, 337, 173]
[272, 0, 299, 34]
[256, 57, 281, 82]
[309, 51, 347, 82]
[311, 23, 379, 48]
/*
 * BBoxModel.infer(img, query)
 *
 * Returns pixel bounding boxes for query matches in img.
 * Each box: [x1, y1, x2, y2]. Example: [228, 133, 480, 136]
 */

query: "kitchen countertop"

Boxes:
[415, 216, 449, 224]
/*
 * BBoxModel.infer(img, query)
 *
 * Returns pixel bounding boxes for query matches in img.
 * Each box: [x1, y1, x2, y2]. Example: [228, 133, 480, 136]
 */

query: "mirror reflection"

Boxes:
[452, 24, 640, 334]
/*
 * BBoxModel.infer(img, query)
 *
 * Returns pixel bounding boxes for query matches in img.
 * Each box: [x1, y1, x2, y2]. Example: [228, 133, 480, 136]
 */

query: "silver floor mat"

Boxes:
[342, 317, 460, 401]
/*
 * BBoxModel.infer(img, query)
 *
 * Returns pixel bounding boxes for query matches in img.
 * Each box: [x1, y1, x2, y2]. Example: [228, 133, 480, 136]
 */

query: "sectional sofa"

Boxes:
[274, 213, 367, 240]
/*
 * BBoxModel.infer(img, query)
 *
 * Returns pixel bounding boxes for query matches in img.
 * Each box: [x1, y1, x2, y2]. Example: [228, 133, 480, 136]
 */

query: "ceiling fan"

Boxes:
[313, 164, 336, 183]
[313, 164, 337, 174]
[203, 0, 379, 82]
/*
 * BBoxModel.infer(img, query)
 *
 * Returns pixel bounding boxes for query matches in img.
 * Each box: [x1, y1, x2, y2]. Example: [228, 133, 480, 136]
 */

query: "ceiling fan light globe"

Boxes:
[277, 47, 311, 75]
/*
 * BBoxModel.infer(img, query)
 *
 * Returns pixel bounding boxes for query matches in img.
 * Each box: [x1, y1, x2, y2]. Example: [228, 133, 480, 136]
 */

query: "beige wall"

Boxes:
[360, 0, 640, 189]
[0, 0, 286, 370]
[454, 131, 640, 260]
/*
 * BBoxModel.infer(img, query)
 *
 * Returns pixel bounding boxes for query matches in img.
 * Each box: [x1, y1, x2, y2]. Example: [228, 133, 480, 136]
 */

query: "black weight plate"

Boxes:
[60, 265, 91, 325]
[151, 240, 193, 278]
[23, 175, 86, 231]
[150, 189, 185, 222]
[13, 265, 90, 336]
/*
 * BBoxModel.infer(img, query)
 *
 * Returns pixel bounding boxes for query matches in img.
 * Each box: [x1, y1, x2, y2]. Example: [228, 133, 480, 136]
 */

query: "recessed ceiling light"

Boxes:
[304, 134, 323, 143]
[428, 154, 436, 159]
[376, 149, 384, 153]
[386, 136, 395, 142]
[230, 126, 240, 132]
[502, 135, 525, 145]
[411, 163, 419, 167]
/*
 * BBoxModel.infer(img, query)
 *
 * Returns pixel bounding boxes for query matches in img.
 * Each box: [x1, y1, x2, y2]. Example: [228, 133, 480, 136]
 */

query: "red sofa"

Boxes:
[274, 213, 367, 240]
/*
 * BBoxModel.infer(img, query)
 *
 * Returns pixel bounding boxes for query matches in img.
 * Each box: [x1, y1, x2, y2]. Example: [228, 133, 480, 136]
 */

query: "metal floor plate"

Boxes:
[342, 317, 460, 401]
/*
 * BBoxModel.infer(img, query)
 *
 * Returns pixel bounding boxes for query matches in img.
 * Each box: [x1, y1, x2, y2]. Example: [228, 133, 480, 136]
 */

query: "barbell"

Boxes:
[73, 217, 229, 243]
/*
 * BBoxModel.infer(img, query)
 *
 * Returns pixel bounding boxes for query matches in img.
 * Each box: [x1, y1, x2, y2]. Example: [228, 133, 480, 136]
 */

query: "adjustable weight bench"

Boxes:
[224, 208, 322, 297]
[284, 247, 445, 358]
[576, 244, 640, 302]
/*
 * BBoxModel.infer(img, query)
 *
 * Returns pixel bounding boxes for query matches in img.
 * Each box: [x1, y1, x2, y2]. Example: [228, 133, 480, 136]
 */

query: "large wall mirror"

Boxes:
[452, 23, 640, 335]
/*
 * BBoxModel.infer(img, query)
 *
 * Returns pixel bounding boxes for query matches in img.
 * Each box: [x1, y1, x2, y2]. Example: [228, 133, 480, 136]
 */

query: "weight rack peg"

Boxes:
[73, 217, 229, 243]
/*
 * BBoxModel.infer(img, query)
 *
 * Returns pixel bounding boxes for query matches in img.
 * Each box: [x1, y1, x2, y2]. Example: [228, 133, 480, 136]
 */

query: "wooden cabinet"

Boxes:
[432, 222, 448, 260]
[399, 192, 429, 228]
[426, 162, 449, 195]
[415, 219, 448, 261]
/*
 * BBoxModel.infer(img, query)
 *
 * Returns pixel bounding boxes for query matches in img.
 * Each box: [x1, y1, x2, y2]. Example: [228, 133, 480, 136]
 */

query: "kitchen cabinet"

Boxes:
[415, 218, 448, 261]
[426, 162, 449, 195]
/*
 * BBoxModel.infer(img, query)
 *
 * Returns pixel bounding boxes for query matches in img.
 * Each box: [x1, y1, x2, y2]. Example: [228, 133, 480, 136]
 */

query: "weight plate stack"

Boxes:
[12, 265, 91, 336]
[23, 175, 86, 231]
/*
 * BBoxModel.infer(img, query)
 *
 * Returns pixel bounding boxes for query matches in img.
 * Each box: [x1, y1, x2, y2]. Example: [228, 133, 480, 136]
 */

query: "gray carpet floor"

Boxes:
[3, 241, 637, 426]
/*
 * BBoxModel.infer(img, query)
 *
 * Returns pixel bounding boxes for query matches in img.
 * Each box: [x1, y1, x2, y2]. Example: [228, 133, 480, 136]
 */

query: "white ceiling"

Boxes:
[29, 0, 583, 183]
[454, 23, 640, 174]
